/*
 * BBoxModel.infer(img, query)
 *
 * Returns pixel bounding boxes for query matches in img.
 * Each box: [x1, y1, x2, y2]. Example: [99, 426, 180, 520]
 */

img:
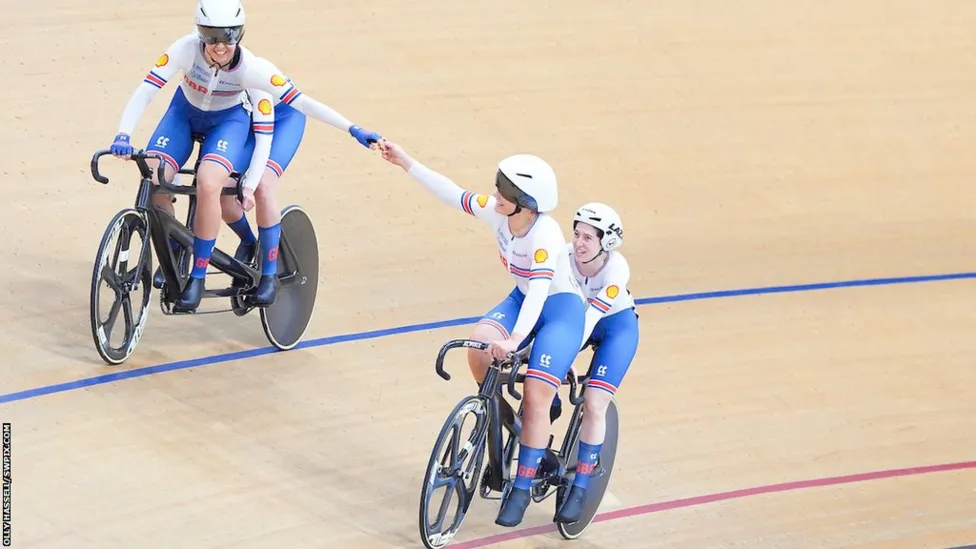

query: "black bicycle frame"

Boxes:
[90, 147, 306, 297]
[433, 339, 585, 493]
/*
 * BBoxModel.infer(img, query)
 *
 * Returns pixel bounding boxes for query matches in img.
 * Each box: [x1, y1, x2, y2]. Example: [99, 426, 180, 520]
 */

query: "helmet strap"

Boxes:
[582, 249, 606, 265]
[507, 204, 522, 217]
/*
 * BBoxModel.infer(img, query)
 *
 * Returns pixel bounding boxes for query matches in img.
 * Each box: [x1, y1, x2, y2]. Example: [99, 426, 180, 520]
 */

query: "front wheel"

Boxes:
[89, 208, 153, 365]
[556, 399, 620, 540]
[419, 396, 489, 549]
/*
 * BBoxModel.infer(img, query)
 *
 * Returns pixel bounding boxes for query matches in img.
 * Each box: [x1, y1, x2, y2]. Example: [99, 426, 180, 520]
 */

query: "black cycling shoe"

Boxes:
[231, 241, 257, 288]
[173, 277, 204, 312]
[234, 241, 257, 265]
[554, 485, 587, 524]
[495, 487, 531, 527]
[251, 274, 279, 307]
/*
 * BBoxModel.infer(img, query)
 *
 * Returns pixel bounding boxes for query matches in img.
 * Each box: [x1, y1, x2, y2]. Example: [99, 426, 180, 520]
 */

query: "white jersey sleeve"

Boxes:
[240, 89, 275, 191]
[581, 254, 631, 345]
[244, 57, 354, 131]
[511, 219, 564, 337]
[116, 34, 197, 136]
[407, 162, 507, 225]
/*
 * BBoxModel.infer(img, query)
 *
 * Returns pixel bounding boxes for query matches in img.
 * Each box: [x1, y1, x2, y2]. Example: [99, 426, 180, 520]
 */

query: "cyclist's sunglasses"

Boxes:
[198, 25, 245, 45]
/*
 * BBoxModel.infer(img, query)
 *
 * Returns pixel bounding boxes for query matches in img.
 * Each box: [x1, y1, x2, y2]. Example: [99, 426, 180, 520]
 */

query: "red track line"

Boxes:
[451, 460, 976, 548]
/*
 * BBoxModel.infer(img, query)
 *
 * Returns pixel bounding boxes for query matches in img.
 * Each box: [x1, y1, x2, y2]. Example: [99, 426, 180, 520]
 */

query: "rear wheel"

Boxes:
[260, 205, 318, 350]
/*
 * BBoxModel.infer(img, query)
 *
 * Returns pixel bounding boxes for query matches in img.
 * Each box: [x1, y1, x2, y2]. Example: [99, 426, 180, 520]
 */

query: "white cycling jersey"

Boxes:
[407, 162, 583, 337]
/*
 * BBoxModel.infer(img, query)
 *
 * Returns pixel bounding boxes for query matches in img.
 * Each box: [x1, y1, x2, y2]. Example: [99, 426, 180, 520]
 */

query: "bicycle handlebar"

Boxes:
[434, 338, 583, 405]
[91, 149, 152, 184]
[90, 149, 244, 200]
[434, 339, 490, 381]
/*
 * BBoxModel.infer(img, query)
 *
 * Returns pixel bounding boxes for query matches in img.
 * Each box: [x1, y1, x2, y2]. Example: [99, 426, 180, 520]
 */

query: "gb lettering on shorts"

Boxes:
[216, 140, 229, 153]
[155, 136, 170, 149]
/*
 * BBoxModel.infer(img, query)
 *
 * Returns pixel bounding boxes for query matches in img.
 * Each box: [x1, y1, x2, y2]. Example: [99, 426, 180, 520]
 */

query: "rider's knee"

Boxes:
[254, 173, 278, 202]
[467, 323, 507, 370]
[466, 348, 491, 371]
[523, 393, 556, 427]
[254, 185, 274, 205]
[524, 381, 557, 411]
[582, 390, 612, 419]
[196, 163, 229, 195]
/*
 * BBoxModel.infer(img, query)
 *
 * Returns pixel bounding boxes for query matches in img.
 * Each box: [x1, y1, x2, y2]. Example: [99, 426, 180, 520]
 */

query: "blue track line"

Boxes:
[2, 271, 973, 405]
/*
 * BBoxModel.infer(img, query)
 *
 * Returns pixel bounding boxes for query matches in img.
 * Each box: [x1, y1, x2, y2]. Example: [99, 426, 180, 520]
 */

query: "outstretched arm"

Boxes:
[287, 93, 352, 131]
[378, 139, 502, 225]
[247, 58, 380, 147]
[286, 92, 381, 148]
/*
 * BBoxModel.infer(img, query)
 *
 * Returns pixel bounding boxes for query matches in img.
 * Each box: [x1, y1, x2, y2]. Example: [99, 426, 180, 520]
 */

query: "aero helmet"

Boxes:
[495, 154, 558, 214]
[196, 0, 246, 44]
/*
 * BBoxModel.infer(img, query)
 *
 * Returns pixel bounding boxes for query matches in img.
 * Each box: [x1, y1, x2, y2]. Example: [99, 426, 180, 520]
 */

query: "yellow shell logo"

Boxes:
[606, 285, 619, 299]
[533, 249, 549, 263]
[476, 194, 489, 208]
[270, 74, 287, 86]
[155, 54, 169, 67]
[258, 99, 272, 115]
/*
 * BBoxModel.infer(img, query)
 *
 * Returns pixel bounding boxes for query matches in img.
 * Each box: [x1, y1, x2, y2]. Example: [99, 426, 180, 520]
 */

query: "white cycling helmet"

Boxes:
[573, 202, 624, 252]
[495, 154, 558, 214]
[195, 0, 246, 44]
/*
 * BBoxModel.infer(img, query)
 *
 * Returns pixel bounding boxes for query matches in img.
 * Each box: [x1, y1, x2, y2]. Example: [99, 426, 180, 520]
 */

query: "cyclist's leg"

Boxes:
[144, 90, 195, 288]
[175, 103, 252, 310]
[250, 103, 307, 304]
[556, 307, 639, 522]
[520, 291, 586, 452]
[578, 308, 639, 451]
[497, 291, 585, 527]
[221, 129, 257, 262]
[145, 88, 195, 219]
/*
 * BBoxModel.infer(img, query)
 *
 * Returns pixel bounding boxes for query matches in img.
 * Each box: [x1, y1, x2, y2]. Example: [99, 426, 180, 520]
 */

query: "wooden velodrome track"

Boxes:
[2, 0, 976, 547]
